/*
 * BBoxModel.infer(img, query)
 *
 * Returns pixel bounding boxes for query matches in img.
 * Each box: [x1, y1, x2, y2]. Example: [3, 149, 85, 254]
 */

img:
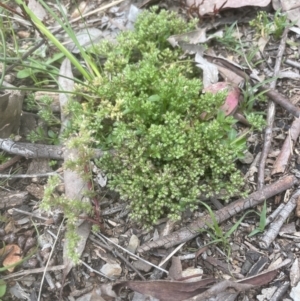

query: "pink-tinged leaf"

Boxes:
[204, 82, 240, 116]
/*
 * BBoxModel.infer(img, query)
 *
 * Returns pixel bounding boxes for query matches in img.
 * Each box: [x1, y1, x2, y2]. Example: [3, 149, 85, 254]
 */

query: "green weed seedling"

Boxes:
[249, 10, 289, 40]
[216, 22, 242, 50]
[34, 95, 61, 126]
[0, 279, 6, 301]
[199, 202, 255, 257]
[15, 0, 96, 81]
[27, 126, 60, 145]
[248, 200, 267, 237]
[0, 152, 9, 165]
[17, 52, 64, 85]
[25, 95, 61, 144]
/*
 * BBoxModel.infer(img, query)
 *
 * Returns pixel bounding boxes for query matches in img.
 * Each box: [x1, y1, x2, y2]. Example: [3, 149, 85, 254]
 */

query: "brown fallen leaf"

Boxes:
[113, 278, 216, 301]
[0, 244, 22, 272]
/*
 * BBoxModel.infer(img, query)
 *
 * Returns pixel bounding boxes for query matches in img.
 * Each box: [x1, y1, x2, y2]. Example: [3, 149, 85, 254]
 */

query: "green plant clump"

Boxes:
[249, 10, 288, 40]
[68, 8, 248, 226]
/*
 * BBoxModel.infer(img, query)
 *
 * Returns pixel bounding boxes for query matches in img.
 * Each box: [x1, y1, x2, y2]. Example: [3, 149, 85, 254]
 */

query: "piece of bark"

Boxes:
[58, 59, 92, 282]
[0, 88, 25, 138]
[0, 191, 28, 209]
[138, 175, 298, 253]
[0, 139, 64, 159]
[272, 117, 300, 175]
[269, 281, 290, 301]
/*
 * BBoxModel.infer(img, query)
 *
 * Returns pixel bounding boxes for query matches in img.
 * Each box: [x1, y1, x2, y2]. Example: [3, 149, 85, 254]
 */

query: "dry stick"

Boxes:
[13, 208, 48, 221]
[137, 175, 298, 253]
[0, 138, 104, 159]
[269, 281, 290, 301]
[1, 264, 65, 280]
[263, 88, 300, 117]
[285, 59, 300, 69]
[0, 172, 60, 178]
[79, 260, 114, 280]
[259, 189, 300, 249]
[89, 236, 146, 281]
[94, 232, 168, 274]
[265, 203, 285, 226]
[0, 155, 22, 172]
[36, 253, 55, 290]
[151, 219, 178, 280]
[38, 219, 65, 301]
[257, 28, 289, 190]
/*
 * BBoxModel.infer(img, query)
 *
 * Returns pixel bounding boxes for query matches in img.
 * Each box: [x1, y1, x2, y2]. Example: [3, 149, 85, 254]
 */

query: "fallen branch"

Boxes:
[259, 188, 300, 249]
[137, 175, 298, 252]
[0, 138, 104, 159]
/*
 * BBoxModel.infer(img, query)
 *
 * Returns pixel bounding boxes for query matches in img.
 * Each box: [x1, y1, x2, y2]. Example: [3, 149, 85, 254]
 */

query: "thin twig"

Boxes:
[158, 243, 185, 267]
[257, 27, 289, 189]
[94, 232, 169, 274]
[79, 260, 115, 280]
[13, 208, 48, 221]
[38, 219, 65, 301]
[1, 265, 65, 280]
[89, 236, 146, 281]
[0, 172, 61, 178]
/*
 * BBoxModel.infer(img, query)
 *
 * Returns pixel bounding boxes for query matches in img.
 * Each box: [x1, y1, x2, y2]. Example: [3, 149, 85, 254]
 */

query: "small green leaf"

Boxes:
[259, 201, 267, 228]
[0, 280, 6, 298]
[148, 95, 160, 102]
[45, 52, 64, 65]
[248, 228, 262, 237]
[48, 130, 56, 138]
[17, 68, 36, 79]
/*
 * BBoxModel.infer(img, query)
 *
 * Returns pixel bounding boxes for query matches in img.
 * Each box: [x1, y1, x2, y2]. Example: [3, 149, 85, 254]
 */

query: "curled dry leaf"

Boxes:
[113, 278, 216, 301]
[0, 244, 22, 272]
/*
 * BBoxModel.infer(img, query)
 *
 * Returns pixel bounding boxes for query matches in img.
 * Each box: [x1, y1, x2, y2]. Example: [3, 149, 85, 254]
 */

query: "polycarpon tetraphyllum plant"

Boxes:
[67, 7, 252, 227]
